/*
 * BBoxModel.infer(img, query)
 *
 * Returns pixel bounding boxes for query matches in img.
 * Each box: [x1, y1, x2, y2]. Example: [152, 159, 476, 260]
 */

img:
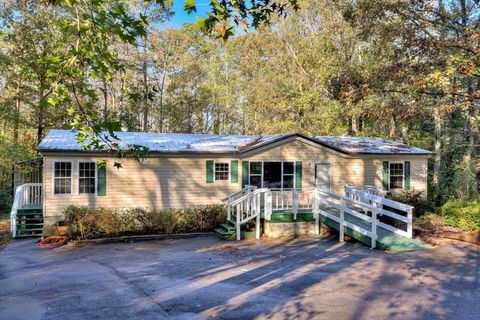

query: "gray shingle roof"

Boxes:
[37, 130, 431, 155]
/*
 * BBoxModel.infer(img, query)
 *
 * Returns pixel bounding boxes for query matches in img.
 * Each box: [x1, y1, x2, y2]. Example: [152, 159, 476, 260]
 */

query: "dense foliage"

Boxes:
[0, 0, 479, 210]
[63, 204, 227, 239]
[437, 200, 480, 232]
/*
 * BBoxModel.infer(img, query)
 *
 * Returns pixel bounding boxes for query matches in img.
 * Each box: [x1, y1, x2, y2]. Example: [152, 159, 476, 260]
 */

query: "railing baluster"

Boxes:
[371, 208, 378, 248]
[339, 198, 345, 242]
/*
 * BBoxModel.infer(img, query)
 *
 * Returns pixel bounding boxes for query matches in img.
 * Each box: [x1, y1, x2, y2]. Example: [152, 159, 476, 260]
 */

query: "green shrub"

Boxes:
[386, 190, 432, 218]
[0, 192, 12, 214]
[437, 200, 480, 232]
[63, 204, 227, 239]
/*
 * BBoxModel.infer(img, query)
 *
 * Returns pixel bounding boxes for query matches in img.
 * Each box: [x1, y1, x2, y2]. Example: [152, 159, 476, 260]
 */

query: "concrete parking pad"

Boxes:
[0, 236, 479, 320]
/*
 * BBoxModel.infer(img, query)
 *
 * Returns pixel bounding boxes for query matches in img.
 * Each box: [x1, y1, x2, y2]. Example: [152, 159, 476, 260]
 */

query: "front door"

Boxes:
[314, 163, 331, 191]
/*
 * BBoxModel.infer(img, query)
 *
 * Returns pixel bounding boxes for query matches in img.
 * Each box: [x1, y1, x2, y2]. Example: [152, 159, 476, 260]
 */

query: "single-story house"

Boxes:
[32, 130, 430, 235]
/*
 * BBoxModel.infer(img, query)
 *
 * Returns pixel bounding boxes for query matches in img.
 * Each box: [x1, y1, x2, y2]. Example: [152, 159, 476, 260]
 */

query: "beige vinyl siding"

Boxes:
[43, 156, 241, 225]
[242, 139, 428, 195]
[367, 157, 428, 193]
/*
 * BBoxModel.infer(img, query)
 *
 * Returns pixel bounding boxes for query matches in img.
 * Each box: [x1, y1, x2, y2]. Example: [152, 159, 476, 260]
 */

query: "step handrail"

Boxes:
[229, 187, 269, 206]
[10, 183, 43, 238]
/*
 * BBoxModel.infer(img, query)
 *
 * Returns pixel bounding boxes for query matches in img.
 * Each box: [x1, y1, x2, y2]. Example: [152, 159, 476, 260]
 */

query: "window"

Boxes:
[53, 162, 72, 194]
[214, 162, 229, 181]
[249, 161, 295, 189]
[389, 163, 404, 189]
[282, 162, 294, 188]
[250, 162, 262, 187]
[79, 162, 96, 194]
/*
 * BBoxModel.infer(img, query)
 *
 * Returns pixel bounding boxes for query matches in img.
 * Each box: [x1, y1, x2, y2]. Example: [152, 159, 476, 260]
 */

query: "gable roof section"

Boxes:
[314, 136, 432, 155]
[37, 130, 432, 155]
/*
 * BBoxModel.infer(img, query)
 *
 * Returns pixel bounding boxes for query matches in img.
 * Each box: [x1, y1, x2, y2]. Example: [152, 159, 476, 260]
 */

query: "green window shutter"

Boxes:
[206, 160, 214, 183]
[382, 161, 389, 191]
[97, 162, 107, 196]
[242, 161, 249, 187]
[404, 161, 411, 191]
[295, 161, 302, 189]
[230, 160, 238, 183]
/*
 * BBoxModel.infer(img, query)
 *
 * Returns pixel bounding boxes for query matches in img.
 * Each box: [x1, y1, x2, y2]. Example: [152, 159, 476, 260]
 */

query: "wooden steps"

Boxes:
[15, 208, 44, 238]
[214, 221, 236, 240]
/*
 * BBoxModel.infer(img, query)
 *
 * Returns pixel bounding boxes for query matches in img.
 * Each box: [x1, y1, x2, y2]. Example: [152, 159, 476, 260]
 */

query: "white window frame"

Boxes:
[389, 161, 404, 190]
[248, 160, 296, 190]
[52, 160, 74, 196]
[77, 161, 97, 195]
[213, 161, 230, 182]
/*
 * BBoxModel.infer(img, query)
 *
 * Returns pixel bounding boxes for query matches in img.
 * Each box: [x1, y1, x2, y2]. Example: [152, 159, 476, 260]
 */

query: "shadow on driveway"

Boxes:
[0, 236, 478, 320]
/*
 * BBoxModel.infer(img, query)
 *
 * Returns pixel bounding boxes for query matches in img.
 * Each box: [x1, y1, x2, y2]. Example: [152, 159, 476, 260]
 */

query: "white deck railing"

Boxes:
[225, 185, 415, 244]
[345, 186, 414, 238]
[10, 183, 42, 238]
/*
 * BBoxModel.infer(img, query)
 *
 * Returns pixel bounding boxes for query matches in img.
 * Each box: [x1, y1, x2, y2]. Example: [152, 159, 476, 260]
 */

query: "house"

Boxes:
[15, 129, 431, 237]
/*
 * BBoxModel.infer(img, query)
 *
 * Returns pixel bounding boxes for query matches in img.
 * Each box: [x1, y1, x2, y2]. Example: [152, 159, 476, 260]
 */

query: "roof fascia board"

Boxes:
[39, 151, 240, 158]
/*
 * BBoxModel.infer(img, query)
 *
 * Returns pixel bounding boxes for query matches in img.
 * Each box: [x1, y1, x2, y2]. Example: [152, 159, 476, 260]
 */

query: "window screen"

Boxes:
[249, 162, 262, 187]
[215, 162, 229, 181]
[282, 162, 294, 188]
[389, 163, 404, 189]
[54, 162, 72, 194]
[79, 162, 96, 194]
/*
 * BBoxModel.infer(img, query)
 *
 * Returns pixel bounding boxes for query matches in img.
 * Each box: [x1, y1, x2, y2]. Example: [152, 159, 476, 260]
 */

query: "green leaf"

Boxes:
[183, 0, 197, 14]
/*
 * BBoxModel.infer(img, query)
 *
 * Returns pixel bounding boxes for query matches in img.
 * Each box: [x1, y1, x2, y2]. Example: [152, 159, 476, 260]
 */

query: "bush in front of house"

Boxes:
[437, 200, 480, 232]
[386, 190, 432, 218]
[0, 191, 12, 214]
[63, 204, 227, 239]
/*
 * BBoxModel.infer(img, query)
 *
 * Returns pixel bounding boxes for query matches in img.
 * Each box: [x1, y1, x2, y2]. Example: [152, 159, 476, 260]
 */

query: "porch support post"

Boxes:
[266, 190, 272, 220]
[236, 205, 241, 241]
[255, 214, 260, 239]
[292, 190, 298, 220]
[227, 196, 231, 222]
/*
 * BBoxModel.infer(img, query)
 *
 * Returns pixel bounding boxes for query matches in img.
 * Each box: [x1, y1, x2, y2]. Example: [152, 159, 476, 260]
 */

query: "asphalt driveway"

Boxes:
[0, 236, 479, 320]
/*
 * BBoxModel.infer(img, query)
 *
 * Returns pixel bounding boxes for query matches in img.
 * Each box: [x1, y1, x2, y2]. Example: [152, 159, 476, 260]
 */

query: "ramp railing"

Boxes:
[345, 186, 414, 238]
[313, 188, 380, 248]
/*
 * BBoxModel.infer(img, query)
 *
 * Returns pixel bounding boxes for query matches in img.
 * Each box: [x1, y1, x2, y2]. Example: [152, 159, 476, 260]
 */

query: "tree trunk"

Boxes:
[142, 35, 149, 132]
[351, 115, 358, 135]
[14, 82, 20, 142]
[432, 107, 442, 189]
[389, 114, 397, 140]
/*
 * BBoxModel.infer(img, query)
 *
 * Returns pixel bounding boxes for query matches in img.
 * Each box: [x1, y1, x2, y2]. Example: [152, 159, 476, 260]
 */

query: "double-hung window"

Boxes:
[282, 162, 295, 188]
[249, 162, 263, 188]
[214, 162, 229, 181]
[53, 162, 73, 194]
[389, 163, 404, 189]
[78, 162, 96, 194]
